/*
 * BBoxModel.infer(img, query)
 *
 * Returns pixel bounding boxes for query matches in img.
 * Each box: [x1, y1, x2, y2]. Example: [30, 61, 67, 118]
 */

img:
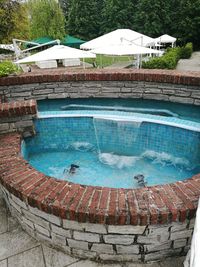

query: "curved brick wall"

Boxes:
[0, 70, 200, 262]
[0, 132, 198, 262]
[0, 69, 200, 105]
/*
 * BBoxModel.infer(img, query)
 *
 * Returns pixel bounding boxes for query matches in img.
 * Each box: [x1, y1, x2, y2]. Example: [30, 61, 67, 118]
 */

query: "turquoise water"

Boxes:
[38, 99, 200, 123]
[23, 116, 200, 189]
[27, 147, 198, 189]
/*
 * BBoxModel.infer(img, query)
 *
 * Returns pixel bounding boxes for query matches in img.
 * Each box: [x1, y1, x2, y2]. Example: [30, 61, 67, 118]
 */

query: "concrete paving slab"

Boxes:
[7, 216, 20, 232]
[0, 260, 7, 267]
[176, 51, 200, 71]
[0, 211, 8, 234]
[42, 245, 79, 267]
[0, 228, 39, 261]
[125, 263, 160, 267]
[159, 257, 185, 267]
[0, 195, 5, 208]
[69, 260, 122, 267]
[7, 246, 45, 267]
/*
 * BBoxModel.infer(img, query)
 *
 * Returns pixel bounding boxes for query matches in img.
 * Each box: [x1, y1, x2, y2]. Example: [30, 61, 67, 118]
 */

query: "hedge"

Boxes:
[0, 61, 20, 77]
[142, 43, 193, 69]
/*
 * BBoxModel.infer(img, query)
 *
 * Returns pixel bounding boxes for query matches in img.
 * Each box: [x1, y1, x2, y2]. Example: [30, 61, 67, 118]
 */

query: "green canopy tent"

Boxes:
[61, 35, 85, 48]
[26, 35, 85, 49]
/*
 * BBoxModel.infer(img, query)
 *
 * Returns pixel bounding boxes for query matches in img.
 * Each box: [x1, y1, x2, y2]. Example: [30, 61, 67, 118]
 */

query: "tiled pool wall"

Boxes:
[0, 70, 200, 262]
[23, 117, 200, 166]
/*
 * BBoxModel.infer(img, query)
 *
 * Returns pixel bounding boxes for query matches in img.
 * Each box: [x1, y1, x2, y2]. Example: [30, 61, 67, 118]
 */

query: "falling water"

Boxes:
[93, 117, 142, 155]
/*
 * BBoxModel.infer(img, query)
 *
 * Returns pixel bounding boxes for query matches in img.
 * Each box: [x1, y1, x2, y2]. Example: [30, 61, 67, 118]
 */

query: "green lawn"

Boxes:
[84, 54, 134, 68]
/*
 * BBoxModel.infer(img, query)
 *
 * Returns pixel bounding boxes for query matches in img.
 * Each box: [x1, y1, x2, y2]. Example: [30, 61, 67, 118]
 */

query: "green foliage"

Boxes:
[142, 47, 181, 69]
[29, 0, 65, 40]
[67, 0, 100, 40]
[101, 0, 135, 34]
[0, 61, 20, 77]
[143, 43, 193, 69]
[133, 0, 171, 37]
[0, 0, 30, 43]
[179, 42, 193, 59]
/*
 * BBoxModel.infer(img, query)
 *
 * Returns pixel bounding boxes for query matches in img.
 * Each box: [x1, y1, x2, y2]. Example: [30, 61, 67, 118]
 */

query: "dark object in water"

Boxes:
[63, 164, 79, 175]
[134, 174, 147, 187]
[69, 164, 79, 174]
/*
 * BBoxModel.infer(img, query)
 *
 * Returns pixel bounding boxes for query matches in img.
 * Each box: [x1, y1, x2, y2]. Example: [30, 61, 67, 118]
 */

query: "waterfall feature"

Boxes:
[184, 198, 200, 267]
[60, 104, 179, 118]
[93, 117, 142, 155]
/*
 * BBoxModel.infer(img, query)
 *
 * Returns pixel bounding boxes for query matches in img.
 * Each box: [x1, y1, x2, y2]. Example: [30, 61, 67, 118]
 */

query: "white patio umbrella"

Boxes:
[81, 29, 154, 50]
[91, 43, 162, 69]
[154, 34, 176, 47]
[16, 45, 96, 64]
[0, 44, 15, 52]
[90, 43, 162, 56]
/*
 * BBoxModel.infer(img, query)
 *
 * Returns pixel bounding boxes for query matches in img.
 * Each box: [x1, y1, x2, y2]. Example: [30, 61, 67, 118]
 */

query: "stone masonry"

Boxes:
[0, 100, 37, 136]
[0, 132, 199, 262]
[0, 70, 200, 105]
[0, 70, 199, 263]
[0, 185, 194, 263]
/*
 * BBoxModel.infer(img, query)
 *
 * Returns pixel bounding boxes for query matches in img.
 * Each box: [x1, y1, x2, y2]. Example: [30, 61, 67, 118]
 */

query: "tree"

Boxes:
[0, 0, 30, 43]
[29, 0, 65, 40]
[173, 0, 200, 48]
[101, 0, 136, 34]
[133, 0, 172, 38]
[67, 0, 100, 40]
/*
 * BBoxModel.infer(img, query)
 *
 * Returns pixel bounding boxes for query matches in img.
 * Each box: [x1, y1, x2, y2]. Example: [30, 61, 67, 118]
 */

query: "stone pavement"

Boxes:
[0, 190, 185, 267]
[176, 51, 200, 71]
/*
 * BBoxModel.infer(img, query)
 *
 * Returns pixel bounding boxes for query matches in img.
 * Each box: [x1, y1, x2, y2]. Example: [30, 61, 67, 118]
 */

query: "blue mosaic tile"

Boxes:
[23, 116, 200, 166]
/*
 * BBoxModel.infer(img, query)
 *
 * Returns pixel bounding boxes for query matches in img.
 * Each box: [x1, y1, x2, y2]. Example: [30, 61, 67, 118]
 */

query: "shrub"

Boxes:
[179, 42, 193, 59]
[142, 47, 181, 69]
[142, 43, 193, 69]
[0, 61, 20, 77]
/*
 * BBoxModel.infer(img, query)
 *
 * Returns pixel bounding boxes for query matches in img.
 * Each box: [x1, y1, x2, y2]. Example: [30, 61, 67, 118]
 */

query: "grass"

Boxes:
[84, 54, 134, 68]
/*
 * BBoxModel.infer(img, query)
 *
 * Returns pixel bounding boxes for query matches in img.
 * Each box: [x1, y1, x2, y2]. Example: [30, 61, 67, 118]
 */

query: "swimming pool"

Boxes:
[38, 98, 200, 123]
[22, 111, 200, 189]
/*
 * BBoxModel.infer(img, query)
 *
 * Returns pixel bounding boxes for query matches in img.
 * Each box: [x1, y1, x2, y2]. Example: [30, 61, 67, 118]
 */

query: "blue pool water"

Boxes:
[22, 116, 200, 189]
[38, 99, 200, 123]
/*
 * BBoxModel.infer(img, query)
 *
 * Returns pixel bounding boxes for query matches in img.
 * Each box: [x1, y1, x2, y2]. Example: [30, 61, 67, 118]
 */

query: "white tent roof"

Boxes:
[154, 34, 176, 44]
[90, 44, 162, 56]
[16, 45, 96, 64]
[80, 29, 154, 50]
[0, 44, 15, 51]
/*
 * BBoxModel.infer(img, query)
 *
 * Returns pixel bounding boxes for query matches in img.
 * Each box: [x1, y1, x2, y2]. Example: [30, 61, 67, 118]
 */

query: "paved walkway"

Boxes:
[0, 190, 185, 267]
[176, 51, 200, 71]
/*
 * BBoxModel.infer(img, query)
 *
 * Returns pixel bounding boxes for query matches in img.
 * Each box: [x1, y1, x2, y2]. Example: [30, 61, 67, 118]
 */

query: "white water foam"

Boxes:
[99, 153, 140, 169]
[98, 150, 191, 170]
[142, 150, 190, 168]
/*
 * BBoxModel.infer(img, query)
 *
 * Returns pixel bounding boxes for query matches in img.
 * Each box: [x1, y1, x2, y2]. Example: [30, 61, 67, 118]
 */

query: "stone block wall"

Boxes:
[0, 100, 37, 136]
[0, 185, 194, 263]
[0, 132, 199, 262]
[0, 70, 200, 105]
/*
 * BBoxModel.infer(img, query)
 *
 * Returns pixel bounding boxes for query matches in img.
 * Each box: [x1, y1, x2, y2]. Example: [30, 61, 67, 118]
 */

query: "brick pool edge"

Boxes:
[0, 69, 200, 262]
[0, 132, 199, 262]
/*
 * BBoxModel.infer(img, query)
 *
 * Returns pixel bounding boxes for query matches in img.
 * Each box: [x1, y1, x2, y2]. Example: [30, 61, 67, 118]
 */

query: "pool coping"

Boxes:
[1, 69, 200, 86]
[38, 110, 200, 132]
[0, 132, 199, 226]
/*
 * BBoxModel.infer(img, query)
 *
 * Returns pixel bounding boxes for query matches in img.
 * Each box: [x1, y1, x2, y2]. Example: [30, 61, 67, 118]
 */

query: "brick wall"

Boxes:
[0, 132, 198, 262]
[0, 70, 200, 105]
[0, 70, 199, 262]
[0, 100, 37, 136]
[0, 184, 194, 263]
